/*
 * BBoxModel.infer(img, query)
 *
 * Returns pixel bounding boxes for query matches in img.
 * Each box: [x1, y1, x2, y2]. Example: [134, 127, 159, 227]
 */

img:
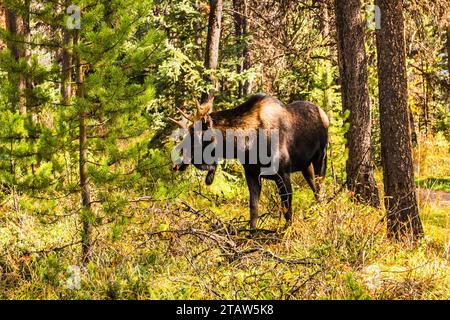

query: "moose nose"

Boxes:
[172, 163, 188, 171]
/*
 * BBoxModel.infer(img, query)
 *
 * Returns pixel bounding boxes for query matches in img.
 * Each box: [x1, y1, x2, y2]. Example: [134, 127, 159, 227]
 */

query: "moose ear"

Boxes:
[196, 97, 214, 119]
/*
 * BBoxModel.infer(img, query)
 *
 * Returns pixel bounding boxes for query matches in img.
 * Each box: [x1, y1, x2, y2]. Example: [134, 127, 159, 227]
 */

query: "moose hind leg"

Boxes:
[245, 170, 261, 231]
[276, 173, 293, 228]
[302, 164, 318, 200]
[312, 149, 327, 201]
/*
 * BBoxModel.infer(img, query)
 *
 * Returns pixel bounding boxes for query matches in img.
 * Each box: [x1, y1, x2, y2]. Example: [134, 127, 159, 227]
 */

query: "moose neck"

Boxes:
[206, 113, 266, 162]
[209, 109, 260, 132]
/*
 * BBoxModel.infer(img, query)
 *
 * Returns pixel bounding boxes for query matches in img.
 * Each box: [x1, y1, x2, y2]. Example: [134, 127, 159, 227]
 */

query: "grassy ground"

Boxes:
[416, 177, 450, 193]
[0, 167, 448, 300]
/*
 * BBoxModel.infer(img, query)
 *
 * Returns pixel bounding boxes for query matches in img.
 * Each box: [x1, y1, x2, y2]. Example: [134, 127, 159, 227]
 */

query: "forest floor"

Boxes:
[418, 188, 450, 208]
[0, 167, 448, 300]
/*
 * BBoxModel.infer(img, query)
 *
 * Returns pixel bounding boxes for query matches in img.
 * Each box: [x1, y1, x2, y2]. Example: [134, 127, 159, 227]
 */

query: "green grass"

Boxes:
[416, 177, 450, 193]
[416, 177, 450, 192]
[1, 171, 449, 300]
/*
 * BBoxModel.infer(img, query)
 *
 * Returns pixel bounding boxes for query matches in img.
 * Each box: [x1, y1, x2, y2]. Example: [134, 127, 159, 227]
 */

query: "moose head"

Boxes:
[170, 97, 218, 185]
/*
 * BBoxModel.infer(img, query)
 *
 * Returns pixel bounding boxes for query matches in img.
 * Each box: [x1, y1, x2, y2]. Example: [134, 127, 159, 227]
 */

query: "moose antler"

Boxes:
[172, 96, 214, 125]
[169, 117, 189, 129]
[176, 107, 194, 122]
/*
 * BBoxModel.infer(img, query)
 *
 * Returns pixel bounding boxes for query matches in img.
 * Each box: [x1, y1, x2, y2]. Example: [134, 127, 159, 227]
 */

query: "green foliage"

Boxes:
[0, 0, 449, 301]
[416, 177, 450, 193]
[344, 272, 372, 300]
[1, 178, 448, 299]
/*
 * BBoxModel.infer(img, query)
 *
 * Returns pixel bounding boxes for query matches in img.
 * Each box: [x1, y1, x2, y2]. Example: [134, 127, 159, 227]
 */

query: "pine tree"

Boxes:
[232, 0, 251, 98]
[375, 0, 424, 240]
[1, 0, 163, 262]
[334, 0, 380, 207]
[202, 0, 222, 103]
[65, 0, 162, 262]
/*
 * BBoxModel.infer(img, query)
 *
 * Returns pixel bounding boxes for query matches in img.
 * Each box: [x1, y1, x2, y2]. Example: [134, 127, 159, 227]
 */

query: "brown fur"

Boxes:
[176, 94, 329, 231]
[318, 107, 330, 129]
[209, 96, 291, 131]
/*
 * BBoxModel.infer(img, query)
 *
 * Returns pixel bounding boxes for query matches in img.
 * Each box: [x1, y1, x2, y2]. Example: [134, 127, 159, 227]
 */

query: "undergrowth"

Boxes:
[0, 165, 448, 300]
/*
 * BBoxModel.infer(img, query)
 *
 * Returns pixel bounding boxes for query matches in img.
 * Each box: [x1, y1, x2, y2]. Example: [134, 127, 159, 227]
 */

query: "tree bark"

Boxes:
[241, 1, 251, 96]
[0, 5, 6, 50]
[61, 29, 73, 105]
[23, 0, 31, 117]
[321, 1, 333, 116]
[194, 1, 203, 60]
[5, 8, 20, 61]
[233, 0, 251, 98]
[233, 0, 243, 98]
[334, 0, 380, 207]
[74, 31, 93, 264]
[375, 0, 423, 240]
[202, 0, 222, 103]
[408, 105, 417, 147]
[5, 6, 26, 114]
[447, 19, 450, 84]
[321, 1, 337, 188]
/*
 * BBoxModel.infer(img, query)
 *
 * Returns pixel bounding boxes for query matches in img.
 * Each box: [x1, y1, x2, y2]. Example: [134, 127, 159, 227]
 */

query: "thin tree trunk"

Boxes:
[233, 0, 251, 98]
[202, 0, 222, 103]
[375, 0, 423, 240]
[232, 0, 243, 98]
[60, 0, 73, 106]
[5, 8, 20, 63]
[322, 1, 333, 116]
[23, 0, 31, 117]
[408, 105, 417, 147]
[74, 31, 93, 264]
[241, 0, 251, 96]
[61, 29, 73, 105]
[0, 5, 6, 50]
[334, 0, 380, 207]
[194, 1, 203, 60]
[420, 60, 429, 134]
[322, 0, 336, 189]
[447, 20, 450, 84]
[5, 7, 26, 114]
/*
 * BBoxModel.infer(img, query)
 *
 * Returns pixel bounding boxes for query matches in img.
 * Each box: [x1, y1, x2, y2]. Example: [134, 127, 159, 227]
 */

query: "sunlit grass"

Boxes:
[1, 170, 448, 300]
[416, 177, 450, 193]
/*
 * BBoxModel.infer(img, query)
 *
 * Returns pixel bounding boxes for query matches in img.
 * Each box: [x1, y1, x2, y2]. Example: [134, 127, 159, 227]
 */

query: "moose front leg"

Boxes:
[244, 170, 261, 231]
[276, 173, 293, 228]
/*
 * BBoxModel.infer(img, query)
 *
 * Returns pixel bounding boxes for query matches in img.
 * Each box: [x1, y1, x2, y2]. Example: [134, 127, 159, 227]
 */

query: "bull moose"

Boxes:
[171, 93, 329, 230]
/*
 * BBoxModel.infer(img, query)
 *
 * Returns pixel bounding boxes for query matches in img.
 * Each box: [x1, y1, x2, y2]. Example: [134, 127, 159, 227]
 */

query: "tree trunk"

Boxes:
[0, 5, 6, 50]
[447, 19, 450, 84]
[5, 8, 20, 61]
[321, 1, 333, 116]
[408, 105, 417, 147]
[202, 0, 222, 103]
[74, 31, 93, 264]
[375, 0, 423, 240]
[321, 1, 337, 189]
[61, 29, 73, 105]
[194, 1, 203, 60]
[241, 0, 251, 96]
[420, 60, 430, 134]
[334, 0, 380, 207]
[233, 0, 251, 98]
[23, 0, 31, 117]
[5, 7, 26, 114]
[60, 1, 73, 106]
[232, 0, 243, 98]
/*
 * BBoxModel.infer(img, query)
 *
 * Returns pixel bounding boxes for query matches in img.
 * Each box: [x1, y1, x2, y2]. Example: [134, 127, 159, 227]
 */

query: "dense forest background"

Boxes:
[0, 0, 449, 299]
